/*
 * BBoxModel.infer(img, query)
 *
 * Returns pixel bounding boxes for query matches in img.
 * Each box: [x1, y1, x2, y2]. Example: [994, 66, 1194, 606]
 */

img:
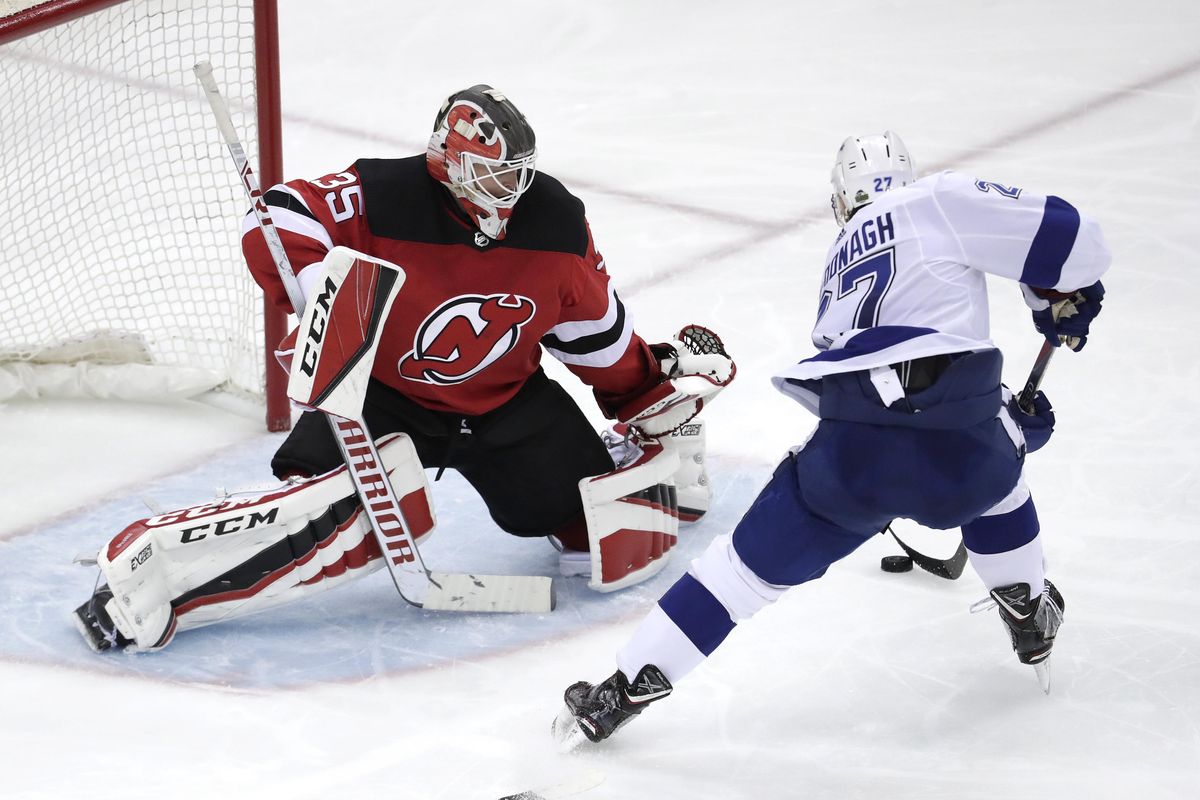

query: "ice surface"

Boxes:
[2, 1, 1199, 798]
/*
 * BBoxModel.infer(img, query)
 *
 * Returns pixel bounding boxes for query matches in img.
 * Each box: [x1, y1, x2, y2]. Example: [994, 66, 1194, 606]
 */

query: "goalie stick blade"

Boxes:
[421, 573, 555, 614]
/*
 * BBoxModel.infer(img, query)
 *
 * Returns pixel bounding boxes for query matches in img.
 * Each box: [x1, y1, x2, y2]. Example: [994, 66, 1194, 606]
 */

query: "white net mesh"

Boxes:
[0, 0, 268, 400]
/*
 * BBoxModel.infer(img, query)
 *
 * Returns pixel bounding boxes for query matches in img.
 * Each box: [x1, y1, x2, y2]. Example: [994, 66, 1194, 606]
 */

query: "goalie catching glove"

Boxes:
[615, 325, 736, 438]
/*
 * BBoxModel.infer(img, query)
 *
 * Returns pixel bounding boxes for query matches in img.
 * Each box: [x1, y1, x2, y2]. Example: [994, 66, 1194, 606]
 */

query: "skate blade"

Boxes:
[551, 705, 591, 752]
[1033, 659, 1051, 694]
[71, 608, 109, 653]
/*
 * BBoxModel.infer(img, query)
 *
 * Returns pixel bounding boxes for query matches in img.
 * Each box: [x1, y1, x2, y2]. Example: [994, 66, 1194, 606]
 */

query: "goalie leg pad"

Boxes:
[579, 442, 680, 592]
[657, 421, 710, 523]
[86, 433, 434, 651]
[603, 421, 711, 523]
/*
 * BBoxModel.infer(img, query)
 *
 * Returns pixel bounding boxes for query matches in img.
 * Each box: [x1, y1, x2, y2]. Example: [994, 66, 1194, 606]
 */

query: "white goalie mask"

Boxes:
[830, 131, 914, 227]
[426, 84, 537, 240]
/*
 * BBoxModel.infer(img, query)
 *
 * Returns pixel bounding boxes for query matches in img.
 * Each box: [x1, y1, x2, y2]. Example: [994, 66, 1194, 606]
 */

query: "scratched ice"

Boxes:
[2, 2, 1198, 798]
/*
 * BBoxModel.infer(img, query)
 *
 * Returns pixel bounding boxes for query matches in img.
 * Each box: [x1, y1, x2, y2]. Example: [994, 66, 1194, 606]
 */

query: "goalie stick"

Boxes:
[883, 341, 1056, 579]
[194, 61, 552, 614]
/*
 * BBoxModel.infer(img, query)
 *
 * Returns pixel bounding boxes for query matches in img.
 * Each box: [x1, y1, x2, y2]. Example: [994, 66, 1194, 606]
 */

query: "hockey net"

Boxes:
[0, 0, 288, 428]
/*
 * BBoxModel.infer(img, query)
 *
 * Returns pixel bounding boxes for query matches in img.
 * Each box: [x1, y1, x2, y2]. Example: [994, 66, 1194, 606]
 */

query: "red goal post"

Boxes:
[0, 0, 290, 431]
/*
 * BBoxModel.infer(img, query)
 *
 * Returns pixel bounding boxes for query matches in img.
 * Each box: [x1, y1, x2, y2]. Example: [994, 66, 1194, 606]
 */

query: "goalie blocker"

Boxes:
[74, 433, 434, 652]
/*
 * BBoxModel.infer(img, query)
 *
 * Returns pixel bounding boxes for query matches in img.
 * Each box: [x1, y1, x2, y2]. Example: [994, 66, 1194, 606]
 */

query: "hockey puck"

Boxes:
[880, 555, 914, 573]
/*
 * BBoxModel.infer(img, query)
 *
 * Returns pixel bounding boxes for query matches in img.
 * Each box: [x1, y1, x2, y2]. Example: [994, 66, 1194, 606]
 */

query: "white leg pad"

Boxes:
[658, 421, 711, 523]
[579, 441, 680, 592]
[95, 433, 433, 650]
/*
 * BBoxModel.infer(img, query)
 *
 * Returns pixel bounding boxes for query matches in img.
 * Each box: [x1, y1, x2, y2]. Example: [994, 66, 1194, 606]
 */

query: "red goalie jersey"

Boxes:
[242, 156, 660, 417]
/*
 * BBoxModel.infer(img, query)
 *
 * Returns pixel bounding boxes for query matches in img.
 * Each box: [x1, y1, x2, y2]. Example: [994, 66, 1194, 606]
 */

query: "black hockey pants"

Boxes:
[271, 369, 614, 537]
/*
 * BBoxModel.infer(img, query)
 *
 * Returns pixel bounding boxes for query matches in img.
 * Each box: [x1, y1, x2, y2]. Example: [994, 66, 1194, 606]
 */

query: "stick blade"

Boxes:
[890, 530, 968, 580]
[423, 572, 555, 613]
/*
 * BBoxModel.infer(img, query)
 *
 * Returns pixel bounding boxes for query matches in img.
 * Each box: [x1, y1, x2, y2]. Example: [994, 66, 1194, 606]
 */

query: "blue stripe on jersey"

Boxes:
[802, 326, 938, 363]
[1019, 196, 1080, 288]
[961, 496, 1040, 554]
[658, 573, 735, 656]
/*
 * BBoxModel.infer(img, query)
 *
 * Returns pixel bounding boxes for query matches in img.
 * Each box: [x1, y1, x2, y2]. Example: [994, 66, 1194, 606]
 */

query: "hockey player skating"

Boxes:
[73, 84, 734, 652]
[554, 131, 1108, 747]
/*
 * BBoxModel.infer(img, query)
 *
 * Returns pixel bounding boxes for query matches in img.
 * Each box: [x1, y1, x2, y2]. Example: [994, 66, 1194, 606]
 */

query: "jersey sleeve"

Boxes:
[540, 220, 661, 417]
[927, 170, 1111, 291]
[240, 166, 366, 312]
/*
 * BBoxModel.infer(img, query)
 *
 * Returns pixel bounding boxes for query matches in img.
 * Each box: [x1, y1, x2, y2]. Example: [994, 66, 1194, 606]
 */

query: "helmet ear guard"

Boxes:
[426, 85, 537, 240]
[830, 130, 914, 227]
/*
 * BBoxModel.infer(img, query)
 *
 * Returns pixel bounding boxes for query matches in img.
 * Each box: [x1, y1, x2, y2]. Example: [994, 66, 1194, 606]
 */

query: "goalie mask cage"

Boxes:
[0, 0, 290, 430]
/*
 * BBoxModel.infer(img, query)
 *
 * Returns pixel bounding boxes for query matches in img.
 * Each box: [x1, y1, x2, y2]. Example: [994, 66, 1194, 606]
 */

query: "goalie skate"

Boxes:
[72, 587, 131, 653]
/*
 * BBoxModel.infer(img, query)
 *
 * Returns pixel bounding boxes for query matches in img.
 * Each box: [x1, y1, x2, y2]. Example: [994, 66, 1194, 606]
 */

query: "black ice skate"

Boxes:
[72, 587, 131, 653]
[973, 579, 1064, 693]
[551, 665, 672, 749]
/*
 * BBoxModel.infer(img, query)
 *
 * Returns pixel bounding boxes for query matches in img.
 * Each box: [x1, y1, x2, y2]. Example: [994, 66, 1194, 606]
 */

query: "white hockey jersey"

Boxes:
[773, 170, 1111, 414]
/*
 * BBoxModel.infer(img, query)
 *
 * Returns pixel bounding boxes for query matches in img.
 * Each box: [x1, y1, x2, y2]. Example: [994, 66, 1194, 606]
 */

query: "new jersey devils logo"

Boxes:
[399, 294, 536, 385]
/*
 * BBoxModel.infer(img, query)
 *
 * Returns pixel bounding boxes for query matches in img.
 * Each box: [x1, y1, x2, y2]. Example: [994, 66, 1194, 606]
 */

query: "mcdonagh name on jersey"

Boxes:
[822, 212, 895, 286]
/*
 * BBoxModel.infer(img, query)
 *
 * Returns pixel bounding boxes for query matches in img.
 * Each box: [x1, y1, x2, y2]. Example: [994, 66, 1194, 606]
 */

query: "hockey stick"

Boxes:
[884, 341, 1056, 579]
[194, 61, 552, 613]
[1017, 339, 1055, 414]
[887, 525, 968, 580]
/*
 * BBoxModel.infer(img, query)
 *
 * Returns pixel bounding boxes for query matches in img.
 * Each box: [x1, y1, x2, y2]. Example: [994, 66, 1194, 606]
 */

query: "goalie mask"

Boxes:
[830, 130, 914, 227]
[426, 84, 537, 240]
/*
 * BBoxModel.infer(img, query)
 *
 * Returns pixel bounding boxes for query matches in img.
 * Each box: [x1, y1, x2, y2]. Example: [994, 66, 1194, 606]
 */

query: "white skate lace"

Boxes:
[1034, 592, 1064, 633]
[970, 586, 1062, 631]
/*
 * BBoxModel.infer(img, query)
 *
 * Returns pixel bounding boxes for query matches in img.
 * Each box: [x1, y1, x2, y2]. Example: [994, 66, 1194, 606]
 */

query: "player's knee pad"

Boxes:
[90, 433, 434, 651]
[689, 534, 788, 622]
[576, 438, 680, 592]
